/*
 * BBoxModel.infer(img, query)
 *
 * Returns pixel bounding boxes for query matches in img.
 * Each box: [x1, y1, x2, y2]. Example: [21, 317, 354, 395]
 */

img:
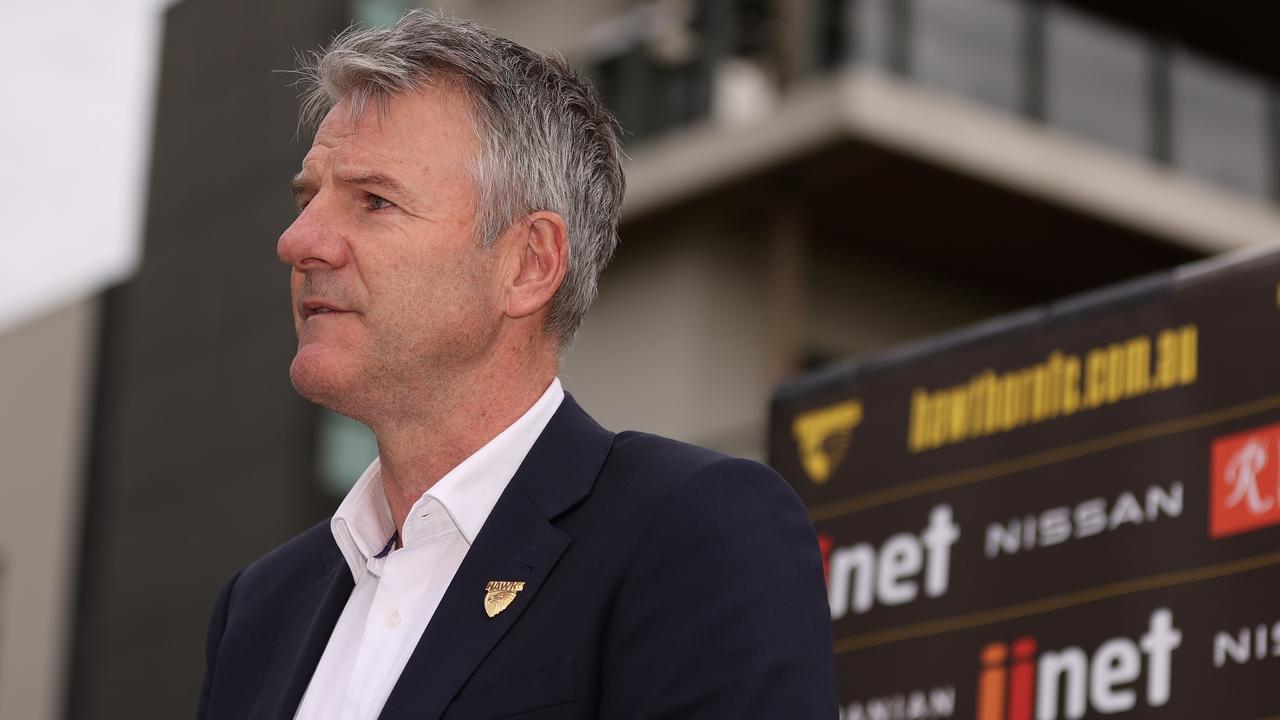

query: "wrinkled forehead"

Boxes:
[301, 85, 482, 175]
[319, 73, 482, 140]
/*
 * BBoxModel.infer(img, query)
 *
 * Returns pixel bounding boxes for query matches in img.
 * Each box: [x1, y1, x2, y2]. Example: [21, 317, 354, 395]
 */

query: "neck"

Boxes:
[369, 340, 557, 540]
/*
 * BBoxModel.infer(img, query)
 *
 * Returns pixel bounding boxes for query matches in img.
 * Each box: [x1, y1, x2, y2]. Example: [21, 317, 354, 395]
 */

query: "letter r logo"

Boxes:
[1211, 422, 1280, 538]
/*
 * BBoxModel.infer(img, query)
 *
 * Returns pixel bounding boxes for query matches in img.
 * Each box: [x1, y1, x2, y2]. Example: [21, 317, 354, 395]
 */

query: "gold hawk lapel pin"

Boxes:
[484, 580, 526, 618]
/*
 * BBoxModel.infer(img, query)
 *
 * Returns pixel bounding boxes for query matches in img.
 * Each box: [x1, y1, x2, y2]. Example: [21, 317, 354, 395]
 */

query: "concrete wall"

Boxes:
[564, 211, 781, 458]
[0, 299, 99, 720]
[562, 204, 1020, 460]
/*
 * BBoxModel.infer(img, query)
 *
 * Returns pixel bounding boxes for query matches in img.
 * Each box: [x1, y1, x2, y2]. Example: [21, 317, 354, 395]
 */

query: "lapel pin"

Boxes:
[484, 580, 526, 618]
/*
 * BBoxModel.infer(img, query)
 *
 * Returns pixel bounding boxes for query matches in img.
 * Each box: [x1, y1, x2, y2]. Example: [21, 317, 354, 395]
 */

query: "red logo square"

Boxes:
[1211, 421, 1280, 538]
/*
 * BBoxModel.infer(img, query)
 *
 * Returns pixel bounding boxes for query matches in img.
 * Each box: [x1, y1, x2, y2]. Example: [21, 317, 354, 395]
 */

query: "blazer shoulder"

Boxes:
[604, 431, 802, 513]
[608, 430, 736, 476]
[594, 434, 837, 716]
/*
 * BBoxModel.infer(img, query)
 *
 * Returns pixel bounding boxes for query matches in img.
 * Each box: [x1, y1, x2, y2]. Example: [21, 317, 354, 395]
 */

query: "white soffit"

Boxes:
[0, 0, 170, 334]
[624, 66, 1280, 255]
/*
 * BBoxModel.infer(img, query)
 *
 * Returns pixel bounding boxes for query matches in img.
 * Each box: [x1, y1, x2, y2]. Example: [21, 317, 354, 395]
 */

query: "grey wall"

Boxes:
[67, 0, 347, 716]
[0, 300, 99, 720]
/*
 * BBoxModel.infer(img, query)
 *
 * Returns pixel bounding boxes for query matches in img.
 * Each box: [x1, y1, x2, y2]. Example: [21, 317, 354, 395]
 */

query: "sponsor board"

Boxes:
[770, 248, 1280, 715]
[832, 564, 1280, 718]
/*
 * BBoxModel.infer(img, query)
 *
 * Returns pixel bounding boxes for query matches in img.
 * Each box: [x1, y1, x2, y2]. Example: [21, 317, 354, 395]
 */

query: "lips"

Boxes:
[301, 299, 351, 319]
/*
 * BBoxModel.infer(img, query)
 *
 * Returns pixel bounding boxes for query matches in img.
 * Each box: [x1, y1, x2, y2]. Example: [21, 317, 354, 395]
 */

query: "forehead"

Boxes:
[301, 83, 480, 177]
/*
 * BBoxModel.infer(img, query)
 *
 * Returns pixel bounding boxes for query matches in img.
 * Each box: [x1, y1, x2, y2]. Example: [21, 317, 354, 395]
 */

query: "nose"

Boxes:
[277, 199, 351, 270]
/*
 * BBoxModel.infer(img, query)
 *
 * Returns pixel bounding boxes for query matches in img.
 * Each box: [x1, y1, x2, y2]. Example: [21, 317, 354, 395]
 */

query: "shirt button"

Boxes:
[384, 609, 402, 628]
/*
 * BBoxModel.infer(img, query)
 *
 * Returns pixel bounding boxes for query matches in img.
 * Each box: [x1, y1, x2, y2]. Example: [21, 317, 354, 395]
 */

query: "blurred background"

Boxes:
[2, 0, 1278, 717]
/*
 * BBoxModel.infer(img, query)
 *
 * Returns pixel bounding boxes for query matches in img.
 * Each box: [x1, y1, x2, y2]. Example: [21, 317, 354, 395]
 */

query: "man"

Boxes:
[198, 10, 836, 719]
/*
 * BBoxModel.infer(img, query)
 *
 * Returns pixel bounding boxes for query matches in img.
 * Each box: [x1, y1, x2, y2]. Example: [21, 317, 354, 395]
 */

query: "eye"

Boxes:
[368, 194, 395, 211]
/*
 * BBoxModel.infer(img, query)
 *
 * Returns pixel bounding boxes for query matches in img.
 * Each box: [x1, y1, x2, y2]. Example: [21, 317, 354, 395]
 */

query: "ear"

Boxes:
[502, 210, 569, 321]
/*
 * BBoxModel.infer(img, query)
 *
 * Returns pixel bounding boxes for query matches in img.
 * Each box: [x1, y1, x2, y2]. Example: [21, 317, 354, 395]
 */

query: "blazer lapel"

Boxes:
[250, 552, 355, 720]
[378, 394, 614, 720]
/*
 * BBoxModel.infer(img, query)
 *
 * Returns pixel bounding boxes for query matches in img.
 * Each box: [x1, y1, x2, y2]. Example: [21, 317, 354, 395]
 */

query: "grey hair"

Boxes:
[295, 10, 625, 346]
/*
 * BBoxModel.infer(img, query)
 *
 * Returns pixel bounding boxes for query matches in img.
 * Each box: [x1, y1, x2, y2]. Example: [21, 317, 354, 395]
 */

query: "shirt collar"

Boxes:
[329, 378, 565, 580]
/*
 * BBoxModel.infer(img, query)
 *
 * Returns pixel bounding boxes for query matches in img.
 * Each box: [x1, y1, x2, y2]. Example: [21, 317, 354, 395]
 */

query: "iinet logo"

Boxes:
[976, 609, 1181, 720]
[822, 505, 960, 620]
[1211, 422, 1280, 538]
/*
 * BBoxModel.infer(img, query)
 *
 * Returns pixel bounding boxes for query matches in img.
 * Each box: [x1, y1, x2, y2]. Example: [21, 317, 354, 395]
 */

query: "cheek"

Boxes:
[383, 260, 498, 339]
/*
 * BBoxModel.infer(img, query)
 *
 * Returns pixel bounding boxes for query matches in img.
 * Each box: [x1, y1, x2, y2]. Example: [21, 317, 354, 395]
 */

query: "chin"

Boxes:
[288, 346, 359, 413]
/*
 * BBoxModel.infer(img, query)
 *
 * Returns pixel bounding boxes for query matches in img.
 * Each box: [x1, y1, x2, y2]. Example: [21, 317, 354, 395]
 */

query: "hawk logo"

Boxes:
[792, 399, 863, 484]
[484, 580, 525, 618]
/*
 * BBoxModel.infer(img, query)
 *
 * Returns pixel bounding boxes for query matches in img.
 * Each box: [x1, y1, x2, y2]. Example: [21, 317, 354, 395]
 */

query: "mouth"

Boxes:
[301, 300, 351, 319]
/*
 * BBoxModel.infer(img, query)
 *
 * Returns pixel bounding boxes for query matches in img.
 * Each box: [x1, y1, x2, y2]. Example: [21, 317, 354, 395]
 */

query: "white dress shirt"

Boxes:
[293, 379, 565, 720]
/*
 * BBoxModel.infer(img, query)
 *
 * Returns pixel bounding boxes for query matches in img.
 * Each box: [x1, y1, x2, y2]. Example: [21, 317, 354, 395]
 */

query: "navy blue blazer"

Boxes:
[198, 395, 838, 719]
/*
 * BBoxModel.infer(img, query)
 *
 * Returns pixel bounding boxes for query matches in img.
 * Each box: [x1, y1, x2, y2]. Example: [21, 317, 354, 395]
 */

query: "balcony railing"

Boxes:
[584, 0, 1280, 204]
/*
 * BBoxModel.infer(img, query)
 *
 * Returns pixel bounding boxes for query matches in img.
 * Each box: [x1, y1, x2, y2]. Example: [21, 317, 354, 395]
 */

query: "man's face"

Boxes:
[279, 84, 501, 420]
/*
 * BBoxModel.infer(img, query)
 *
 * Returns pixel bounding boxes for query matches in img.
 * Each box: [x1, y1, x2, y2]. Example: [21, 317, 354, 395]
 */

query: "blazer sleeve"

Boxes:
[197, 568, 242, 720]
[598, 457, 839, 719]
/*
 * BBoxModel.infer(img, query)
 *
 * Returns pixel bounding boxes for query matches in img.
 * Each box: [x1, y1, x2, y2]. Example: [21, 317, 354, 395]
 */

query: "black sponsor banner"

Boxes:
[769, 248, 1280, 718]
[835, 562, 1280, 719]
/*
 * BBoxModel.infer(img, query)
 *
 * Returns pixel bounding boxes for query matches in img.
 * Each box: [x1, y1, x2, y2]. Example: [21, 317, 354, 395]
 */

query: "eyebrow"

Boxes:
[340, 171, 411, 197]
[289, 170, 411, 201]
[289, 173, 313, 201]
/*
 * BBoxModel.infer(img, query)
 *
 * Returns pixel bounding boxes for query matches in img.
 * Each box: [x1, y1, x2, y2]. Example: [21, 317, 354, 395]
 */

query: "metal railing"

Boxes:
[584, 0, 1280, 203]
